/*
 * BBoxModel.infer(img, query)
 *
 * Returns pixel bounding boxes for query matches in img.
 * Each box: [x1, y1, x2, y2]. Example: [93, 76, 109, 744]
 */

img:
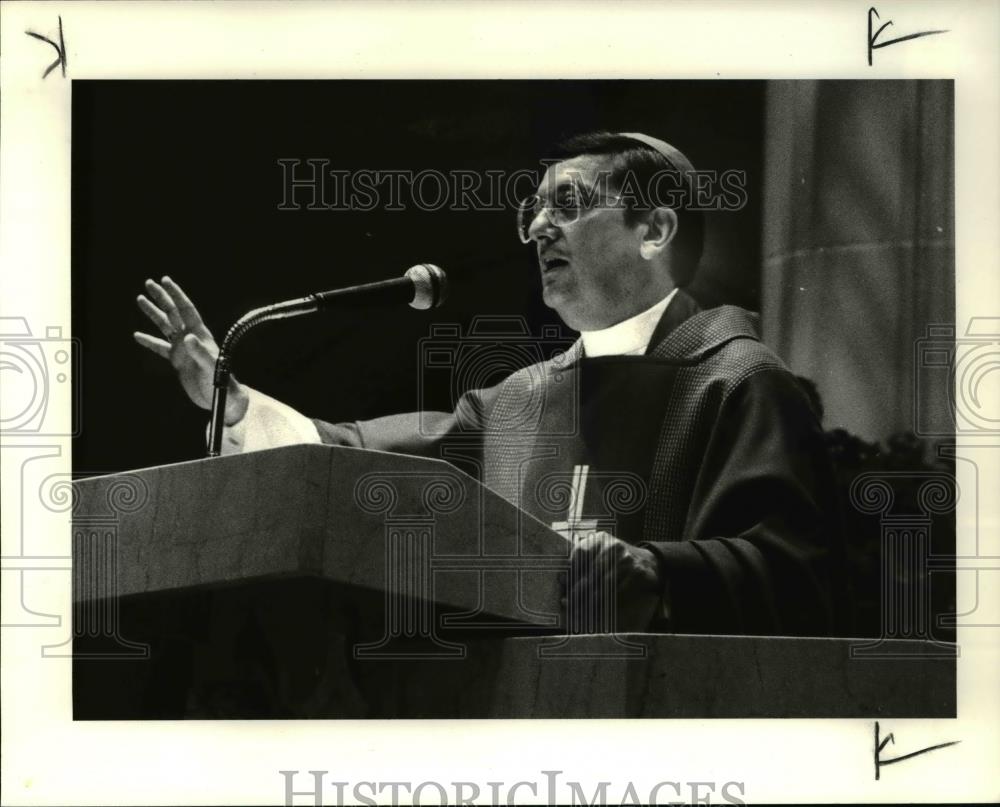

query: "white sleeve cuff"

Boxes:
[216, 387, 321, 455]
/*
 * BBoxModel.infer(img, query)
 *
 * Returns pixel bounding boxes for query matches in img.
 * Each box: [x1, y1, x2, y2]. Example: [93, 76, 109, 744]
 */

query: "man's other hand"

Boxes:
[564, 531, 663, 633]
[134, 276, 249, 425]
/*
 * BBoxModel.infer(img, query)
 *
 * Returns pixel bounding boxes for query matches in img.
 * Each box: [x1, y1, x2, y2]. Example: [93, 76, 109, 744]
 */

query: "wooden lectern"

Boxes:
[72, 445, 955, 718]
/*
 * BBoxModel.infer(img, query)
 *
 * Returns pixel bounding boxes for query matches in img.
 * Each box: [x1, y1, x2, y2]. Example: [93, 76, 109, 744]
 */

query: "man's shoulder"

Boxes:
[706, 312, 788, 380]
[653, 302, 794, 392]
[496, 338, 582, 389]
[650, 302, 764, 358]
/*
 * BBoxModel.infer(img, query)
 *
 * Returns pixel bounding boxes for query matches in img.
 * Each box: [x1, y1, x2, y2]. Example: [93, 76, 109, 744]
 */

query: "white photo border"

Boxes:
[1, 1, 997, 805]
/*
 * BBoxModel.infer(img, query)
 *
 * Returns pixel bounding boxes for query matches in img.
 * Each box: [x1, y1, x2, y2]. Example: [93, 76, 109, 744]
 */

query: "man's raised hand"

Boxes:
[134, 277, 248, 424]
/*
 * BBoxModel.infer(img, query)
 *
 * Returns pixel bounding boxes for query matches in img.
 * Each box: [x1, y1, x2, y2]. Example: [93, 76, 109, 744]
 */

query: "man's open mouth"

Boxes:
[542, 257, 569, 272]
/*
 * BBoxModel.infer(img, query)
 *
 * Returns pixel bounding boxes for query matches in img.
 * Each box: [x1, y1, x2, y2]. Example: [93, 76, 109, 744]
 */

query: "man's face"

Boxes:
[527, 154, 651, 331]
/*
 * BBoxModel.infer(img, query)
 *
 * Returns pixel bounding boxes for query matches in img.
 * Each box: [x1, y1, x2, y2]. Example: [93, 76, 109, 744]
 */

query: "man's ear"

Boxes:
[639, 207, 679, 261]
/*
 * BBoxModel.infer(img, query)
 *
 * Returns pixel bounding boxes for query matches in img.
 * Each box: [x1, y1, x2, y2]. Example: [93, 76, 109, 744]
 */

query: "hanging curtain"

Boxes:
[761, 80, 954, 442]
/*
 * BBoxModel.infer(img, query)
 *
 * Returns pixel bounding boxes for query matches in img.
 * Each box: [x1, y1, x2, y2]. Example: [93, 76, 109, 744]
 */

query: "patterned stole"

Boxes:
[482, 339, 581, 507]
[641, 300, 765, 544]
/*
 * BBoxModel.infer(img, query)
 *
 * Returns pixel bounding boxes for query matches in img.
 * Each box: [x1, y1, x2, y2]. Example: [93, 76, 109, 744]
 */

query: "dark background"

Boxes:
[72, 80, 766, 474]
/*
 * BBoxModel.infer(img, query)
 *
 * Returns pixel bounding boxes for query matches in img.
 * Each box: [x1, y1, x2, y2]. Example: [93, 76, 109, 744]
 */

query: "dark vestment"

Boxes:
[314, 290, 848, 637]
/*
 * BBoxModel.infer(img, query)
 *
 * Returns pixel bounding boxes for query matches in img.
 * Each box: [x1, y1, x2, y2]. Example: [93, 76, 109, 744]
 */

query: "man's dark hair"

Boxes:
[546, 131, 705, 288]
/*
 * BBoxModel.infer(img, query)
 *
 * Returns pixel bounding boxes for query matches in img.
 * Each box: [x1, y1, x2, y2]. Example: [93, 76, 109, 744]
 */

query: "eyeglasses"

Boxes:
[516, 183, 625, 244]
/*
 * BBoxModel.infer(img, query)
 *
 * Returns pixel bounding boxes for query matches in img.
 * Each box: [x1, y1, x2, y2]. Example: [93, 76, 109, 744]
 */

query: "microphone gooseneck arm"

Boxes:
[206, 301, 303, 458]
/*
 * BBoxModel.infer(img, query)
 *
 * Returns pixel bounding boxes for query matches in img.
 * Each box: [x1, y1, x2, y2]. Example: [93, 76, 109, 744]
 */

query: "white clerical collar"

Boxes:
[580, 288, 679, 357]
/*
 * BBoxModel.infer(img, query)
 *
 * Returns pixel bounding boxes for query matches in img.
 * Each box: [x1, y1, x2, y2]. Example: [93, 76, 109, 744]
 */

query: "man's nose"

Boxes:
[527, 208, 557, 242]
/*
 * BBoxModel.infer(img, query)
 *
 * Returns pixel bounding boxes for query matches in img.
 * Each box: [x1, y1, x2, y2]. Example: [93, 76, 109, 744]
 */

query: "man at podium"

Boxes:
[134, 131, 847, 639]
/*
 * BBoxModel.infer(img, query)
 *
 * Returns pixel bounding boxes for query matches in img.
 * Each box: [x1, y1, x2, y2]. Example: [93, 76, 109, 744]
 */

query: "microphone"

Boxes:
[206, 263, 447, 457]
[260, 263, 448, 320]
